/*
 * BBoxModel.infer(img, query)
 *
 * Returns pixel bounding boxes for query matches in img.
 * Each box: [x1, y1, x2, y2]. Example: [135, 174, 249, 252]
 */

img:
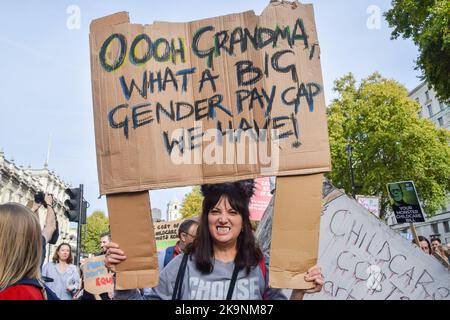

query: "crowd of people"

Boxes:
[413, 235, 450, 263]
[1, 180, 449, 300]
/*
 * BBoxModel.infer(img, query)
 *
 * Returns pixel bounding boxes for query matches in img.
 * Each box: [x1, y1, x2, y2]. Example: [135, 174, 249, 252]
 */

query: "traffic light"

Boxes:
[63, 185, 87, 267]
[64, 186, 82, 222]
[80, 200, 88, 225]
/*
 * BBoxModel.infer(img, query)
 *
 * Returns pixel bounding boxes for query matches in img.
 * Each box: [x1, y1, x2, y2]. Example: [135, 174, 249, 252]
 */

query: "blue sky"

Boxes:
[0, 0, 421, 218]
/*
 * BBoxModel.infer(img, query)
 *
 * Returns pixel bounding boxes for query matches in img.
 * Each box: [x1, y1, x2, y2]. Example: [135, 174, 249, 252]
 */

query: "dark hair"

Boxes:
[100, 231, 111, 240]
[52, 243, 73, 264]
[431, 237, 441, 244]
[191, 180, 262, 274]
[178, 219, 198, 238]
[412, 236, 432, 254]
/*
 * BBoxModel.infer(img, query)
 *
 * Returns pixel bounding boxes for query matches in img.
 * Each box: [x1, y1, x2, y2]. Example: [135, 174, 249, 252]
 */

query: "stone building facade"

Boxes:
[0, 150, 76, 263]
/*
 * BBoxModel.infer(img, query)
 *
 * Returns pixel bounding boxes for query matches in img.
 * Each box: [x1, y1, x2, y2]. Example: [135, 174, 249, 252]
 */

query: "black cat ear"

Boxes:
[236, 179, 255, 200]
[200, 179, 255, 202]
[200, 184, 224, 198]
[200, 184, 213, 197]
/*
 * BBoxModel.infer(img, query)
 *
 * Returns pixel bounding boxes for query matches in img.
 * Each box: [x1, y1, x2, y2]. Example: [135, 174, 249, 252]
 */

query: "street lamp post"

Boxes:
[345, 144, 356, 198]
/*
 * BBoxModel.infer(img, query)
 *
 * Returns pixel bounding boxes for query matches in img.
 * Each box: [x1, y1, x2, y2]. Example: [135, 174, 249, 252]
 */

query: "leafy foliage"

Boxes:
[327, 72, 450, 218]
[81, 211, 109, 254]
[180, 186, 204, 219]
[385, 0, 450, 103]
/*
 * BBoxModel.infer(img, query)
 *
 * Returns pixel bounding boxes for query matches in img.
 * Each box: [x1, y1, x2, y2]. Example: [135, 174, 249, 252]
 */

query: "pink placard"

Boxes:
[249, 177, 273, 221]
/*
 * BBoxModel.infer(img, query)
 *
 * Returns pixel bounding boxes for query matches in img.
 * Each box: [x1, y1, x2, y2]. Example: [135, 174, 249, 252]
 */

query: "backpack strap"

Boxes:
[226, 265, 240, 300]
[164, 246, 176, 267]
[172, 253, 189, 300]
[259, 257, 267, 300]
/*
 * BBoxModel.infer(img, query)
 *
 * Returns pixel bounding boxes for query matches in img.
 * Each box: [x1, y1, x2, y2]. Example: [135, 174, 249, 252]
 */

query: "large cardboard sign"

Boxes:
[387, 181, 425, 223]
[107, 191, 159, 289]
[269, 174, 322, 289]
[306, 189, 450, 300]
[83, 255, 114, 295]
[89, 3, 331, 195]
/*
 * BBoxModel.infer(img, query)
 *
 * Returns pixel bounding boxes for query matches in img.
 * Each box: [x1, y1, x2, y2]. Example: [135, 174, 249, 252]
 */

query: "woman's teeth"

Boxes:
[217, 226, 230, 234]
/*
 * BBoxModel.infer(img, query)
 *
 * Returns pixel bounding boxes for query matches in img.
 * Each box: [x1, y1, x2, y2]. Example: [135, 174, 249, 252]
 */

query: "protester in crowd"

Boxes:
[106, 180, 323, 300]
[431, 238, 450, 263]
[99, 232, 114, 299]
[412, 236, 432, 255]
[141, 219, 199, 297]
[0, 203, 58, 300]
[431, 237, 441, 253]
[42, 243, 80, 300]
[100, 232, 111, 255]
[158, 219, 198, 271]
[442, 245, 450, 263]
[29, 193, 56, 268]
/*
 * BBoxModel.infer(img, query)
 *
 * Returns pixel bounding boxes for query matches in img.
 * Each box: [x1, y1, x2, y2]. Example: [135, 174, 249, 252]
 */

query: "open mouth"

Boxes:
[216, 226, 231, 235]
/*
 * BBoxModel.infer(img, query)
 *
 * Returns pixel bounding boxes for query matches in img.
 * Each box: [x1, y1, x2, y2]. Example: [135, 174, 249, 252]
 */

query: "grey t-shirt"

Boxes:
[116, 254, 287, 300]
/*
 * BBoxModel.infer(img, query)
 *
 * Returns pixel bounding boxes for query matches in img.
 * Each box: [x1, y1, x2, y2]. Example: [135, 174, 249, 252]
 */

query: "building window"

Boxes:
[444, 221, 450, 233]
[438, 117, 444, 127]
[427, 105, 433, 117]
[415, 98, 420, 104]
[440, 102, 446, 111]
[431, 223, 439, 234]
[425, 90, 430, 101]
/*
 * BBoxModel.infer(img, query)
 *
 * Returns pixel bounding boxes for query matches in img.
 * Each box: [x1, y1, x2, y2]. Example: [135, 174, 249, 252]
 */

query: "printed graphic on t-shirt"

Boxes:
[189, 277, 260, 299]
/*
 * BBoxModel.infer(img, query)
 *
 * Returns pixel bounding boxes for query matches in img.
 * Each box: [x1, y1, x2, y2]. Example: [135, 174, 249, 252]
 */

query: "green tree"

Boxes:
[180, 186, 204, 219]
[327, 72, 450, 218]
[385, 0, 450, 103]
[81, 211, 109, 254]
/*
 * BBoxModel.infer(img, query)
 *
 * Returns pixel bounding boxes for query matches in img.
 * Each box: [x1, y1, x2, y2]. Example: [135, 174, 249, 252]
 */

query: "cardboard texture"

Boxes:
[306, 189, 450, 300]
[106, 191, 159, 289]
[154, 219, 183, 251]
[89, 2, 331, 195]
[83, 255, 114, 295]
[90, 2, 331, 292]
[269, 174, 323, 289]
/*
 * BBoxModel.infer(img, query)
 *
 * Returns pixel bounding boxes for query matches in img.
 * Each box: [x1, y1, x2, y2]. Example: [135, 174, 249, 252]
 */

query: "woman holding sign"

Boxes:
[106, 180, 323, 300]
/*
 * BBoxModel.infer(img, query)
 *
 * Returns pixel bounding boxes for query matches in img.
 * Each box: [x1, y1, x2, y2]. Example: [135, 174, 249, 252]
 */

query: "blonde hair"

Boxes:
[0, 203, 42, 290]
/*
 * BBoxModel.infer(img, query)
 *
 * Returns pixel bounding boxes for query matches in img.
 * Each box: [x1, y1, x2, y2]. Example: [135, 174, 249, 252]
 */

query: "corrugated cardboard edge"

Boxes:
[89, 11, 130, 197]
[115, 270, 160, 290]
[90, 11, 130, 33]
[99, 167, 331, 195]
